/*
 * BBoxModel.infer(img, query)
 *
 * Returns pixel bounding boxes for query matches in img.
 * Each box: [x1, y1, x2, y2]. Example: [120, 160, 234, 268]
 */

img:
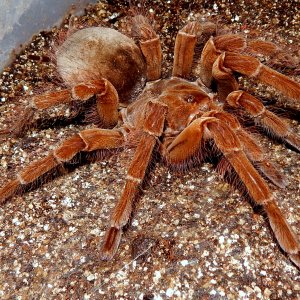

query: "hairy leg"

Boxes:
[203, 110, 287, 188]
[223, 52, 300, 100]
[172, 21, 201, 78]
[101, 100, 167, 260]
[199, 33, 300, 99]
[211, 52, 239, 100]
[165, 116, 300, 267]
[226, 90, 300, 151]
[1, 79, 119, 137]
[0, 128, 124, 202]
[131, 15, 162, 81]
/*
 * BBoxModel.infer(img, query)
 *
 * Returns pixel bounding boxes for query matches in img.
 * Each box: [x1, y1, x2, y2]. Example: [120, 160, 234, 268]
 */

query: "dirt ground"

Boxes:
[0, 0, 299, 299]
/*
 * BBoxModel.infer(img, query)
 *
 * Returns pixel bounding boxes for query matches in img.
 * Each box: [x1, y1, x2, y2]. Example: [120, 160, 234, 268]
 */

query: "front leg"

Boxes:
[164, 117, 300, 268]
[203, 110, 287, 188]
[101, 100, 167, 260]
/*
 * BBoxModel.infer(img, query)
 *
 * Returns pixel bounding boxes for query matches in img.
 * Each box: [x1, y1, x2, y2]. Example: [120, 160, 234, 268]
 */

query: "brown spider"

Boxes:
[0, 15, 299, 267]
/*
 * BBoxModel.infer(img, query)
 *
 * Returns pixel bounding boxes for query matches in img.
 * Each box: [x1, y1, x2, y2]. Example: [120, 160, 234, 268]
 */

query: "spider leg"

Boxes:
[0, 88, 73, 138]
[211, 51, 300, 101]
[172, 21, 201, 78]
[226, 90, 300, 151]
[100, 100, 167, 260]
[203, 110, 287, 188]
[0, 128, 124, 203]
[213, 34, 293, 58]
[199, 34, 300, 98]
[198, 34, 249, 87]
[131, 15, 162, 81]
[165, 117, 300, 267]
[211, 52, 239, 100]
[222, 52, 300, 100]
[1, 79, 119, 137]
[35, 79, 119, 128]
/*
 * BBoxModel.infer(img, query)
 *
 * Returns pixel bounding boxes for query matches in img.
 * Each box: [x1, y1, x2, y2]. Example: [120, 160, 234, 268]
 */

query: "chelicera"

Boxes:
[0, 14, 299, 266]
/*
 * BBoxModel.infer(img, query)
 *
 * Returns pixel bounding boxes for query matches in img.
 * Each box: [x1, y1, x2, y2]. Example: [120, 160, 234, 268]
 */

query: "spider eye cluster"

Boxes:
[185, 95, 195, 103]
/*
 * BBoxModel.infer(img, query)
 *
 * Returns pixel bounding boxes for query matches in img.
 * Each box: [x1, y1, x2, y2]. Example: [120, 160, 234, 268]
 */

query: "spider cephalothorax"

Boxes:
[0, 15, 299, 267]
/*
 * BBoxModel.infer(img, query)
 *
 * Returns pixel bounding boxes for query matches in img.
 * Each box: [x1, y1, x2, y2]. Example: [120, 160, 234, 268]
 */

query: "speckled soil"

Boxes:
[0, 1, 299, 299]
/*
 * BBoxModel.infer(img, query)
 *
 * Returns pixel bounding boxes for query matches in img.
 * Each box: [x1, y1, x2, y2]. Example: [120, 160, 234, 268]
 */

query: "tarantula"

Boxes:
[0, 15, 299, 267]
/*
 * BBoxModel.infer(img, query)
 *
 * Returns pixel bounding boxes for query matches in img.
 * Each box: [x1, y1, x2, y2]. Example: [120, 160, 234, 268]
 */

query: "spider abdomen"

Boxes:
[56, 27, 147, 103]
